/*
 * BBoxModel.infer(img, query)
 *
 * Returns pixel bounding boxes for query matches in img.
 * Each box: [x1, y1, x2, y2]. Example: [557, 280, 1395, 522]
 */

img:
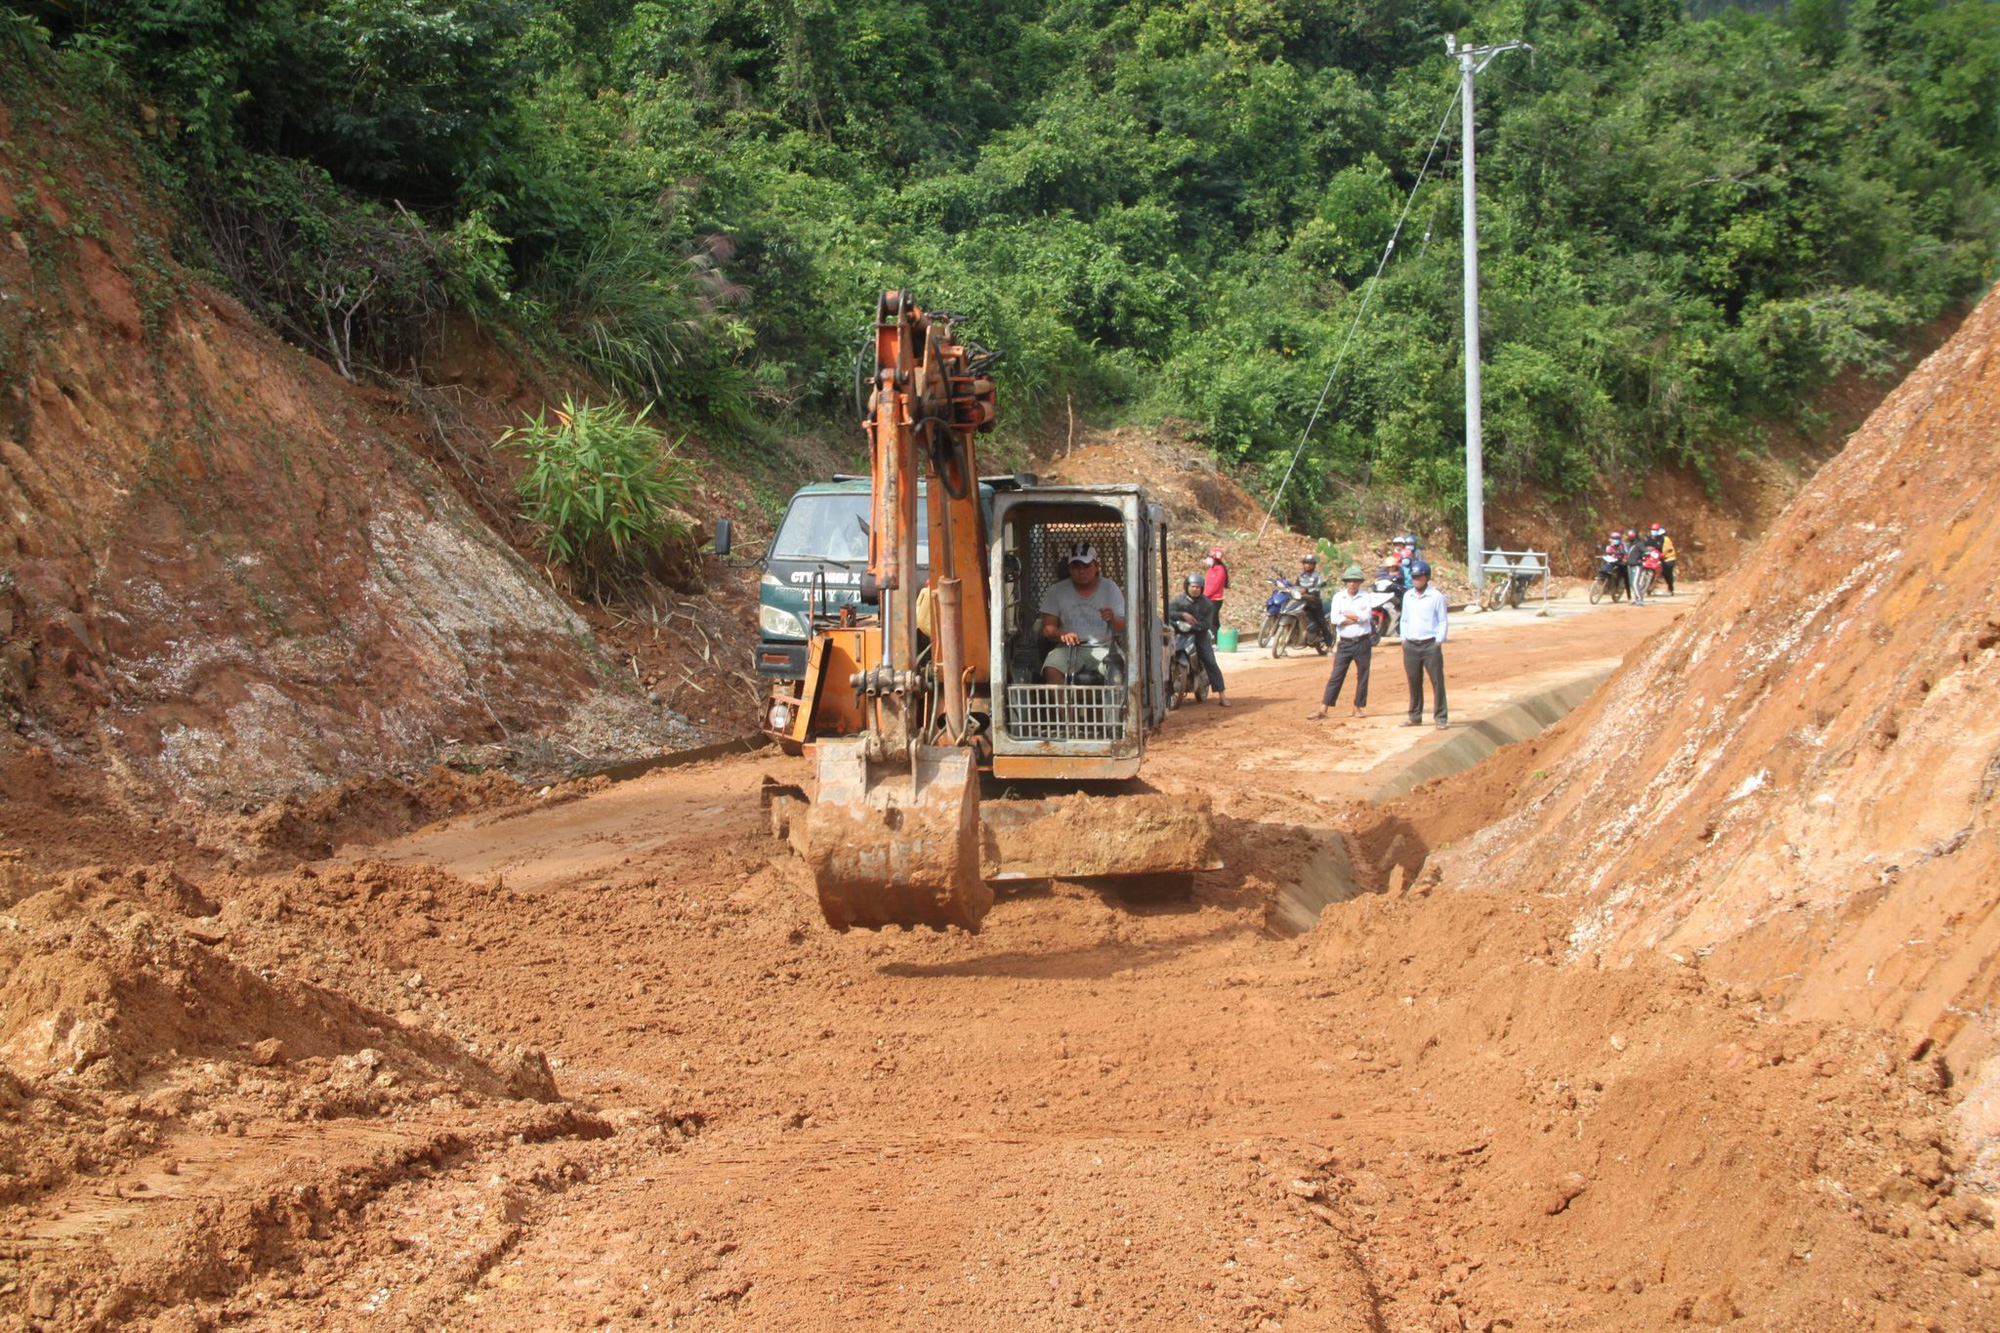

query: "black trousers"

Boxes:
[1662, 559, 1676, 593]
[1303, 597, 1330, 643]
[1194, 630, 1225, 692]
[1403, 639, 1447, 723]
[1323, 636, 1371, 707]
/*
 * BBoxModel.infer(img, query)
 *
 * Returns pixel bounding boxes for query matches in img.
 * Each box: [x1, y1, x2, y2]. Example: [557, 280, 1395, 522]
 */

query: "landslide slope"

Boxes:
[1430, 281, 2000, 1162]
[0, 76, 688, 809]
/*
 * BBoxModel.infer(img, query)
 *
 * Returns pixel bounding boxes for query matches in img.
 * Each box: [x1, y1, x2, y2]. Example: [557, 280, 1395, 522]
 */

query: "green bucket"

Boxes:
[1216, 627, 1240, 653]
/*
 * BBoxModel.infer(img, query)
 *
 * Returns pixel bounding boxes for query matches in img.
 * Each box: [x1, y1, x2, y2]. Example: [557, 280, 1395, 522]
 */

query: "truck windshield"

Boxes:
[771, 493, 929, 564]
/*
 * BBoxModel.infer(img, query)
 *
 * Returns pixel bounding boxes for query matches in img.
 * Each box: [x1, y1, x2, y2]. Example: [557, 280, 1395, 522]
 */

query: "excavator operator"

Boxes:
[1039, 542, 1127, 684]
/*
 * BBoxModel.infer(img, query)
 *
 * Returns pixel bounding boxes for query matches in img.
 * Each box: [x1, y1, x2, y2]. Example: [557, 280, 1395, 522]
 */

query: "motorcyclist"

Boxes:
[1657, 526, 1678, 595]
[1389, 539, 1414, 590]
[1600, 531, 1624, 588]
[1622, 528, 1649, 605]
[1202, 547, 1230, 619]
[1294, 552, 1331, 645]
[1167, 572, 1229, 707]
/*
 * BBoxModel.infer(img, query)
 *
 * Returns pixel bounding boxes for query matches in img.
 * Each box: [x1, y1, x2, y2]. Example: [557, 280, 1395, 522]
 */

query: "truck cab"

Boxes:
[755, 477, 996, 682]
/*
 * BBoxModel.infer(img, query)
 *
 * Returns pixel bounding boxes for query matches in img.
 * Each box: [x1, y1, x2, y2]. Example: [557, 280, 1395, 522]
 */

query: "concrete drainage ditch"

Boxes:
[1266, 669, 1613, 937]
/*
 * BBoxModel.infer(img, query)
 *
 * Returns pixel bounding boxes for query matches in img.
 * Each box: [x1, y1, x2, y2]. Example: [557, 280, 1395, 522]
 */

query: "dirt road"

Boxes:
[33, 587, 1980, 1330]
[191, 593, 1676, 1329]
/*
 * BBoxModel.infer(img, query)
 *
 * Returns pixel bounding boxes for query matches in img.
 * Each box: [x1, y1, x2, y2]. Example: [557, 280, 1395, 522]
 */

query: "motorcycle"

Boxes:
[1166, 614, 1211, 709]
[1588, 554, 1627, 604]
[1482, 566, 1538, 611]
[1267, 580, 1331, 658]
[1368, 570, 1404, 646]
[1257, 576, 1292, 648]
[1635, 548, 1663, 599]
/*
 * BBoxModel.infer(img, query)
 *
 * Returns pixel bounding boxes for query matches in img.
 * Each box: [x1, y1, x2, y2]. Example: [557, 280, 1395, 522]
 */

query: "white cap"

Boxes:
[1066, 541, 1099, 566]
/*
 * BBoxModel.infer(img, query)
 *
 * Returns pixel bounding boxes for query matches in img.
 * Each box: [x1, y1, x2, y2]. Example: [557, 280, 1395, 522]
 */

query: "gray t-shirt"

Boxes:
[1039, 577, 1126, 643]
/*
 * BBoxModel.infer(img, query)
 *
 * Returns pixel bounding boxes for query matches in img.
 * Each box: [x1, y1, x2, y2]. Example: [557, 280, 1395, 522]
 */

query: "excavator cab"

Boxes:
[989, 488, 1170, 776]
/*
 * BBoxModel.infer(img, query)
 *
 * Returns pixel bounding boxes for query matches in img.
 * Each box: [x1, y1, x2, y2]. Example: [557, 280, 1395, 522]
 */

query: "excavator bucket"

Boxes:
[806, 740, 993, 932]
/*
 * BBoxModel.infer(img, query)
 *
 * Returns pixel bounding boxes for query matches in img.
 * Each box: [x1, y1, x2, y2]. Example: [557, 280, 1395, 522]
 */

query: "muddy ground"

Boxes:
[21, 589, 1991, 1331]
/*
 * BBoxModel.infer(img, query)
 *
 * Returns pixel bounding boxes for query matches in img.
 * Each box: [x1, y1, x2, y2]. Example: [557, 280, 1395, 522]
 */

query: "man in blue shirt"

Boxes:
[1400, 561, 1449, 728]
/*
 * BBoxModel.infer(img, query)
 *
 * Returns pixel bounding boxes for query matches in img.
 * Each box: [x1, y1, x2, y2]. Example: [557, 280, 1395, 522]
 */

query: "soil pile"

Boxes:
[0, 78, 693, 813]
[0, 857, 595, 1326]
[1278, 281, 2000, 1325]
[1423, 281, 2000, 1121]
[7, 589, 1991, 1328]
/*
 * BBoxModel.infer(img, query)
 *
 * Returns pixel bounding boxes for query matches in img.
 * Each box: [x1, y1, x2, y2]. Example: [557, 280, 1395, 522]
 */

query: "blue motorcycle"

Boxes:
[1257, 575, 1292, 648]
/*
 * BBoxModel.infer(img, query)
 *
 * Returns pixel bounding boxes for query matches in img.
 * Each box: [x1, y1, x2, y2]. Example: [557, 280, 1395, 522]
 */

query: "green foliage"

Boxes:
[1789, 0, 1847, 64]
[498, 396, 694, 579]
[528, 229, 754, 429]
[29, 0, 2000, 531]
[2, 10, 52, 63]
[190, 157, 460, 377]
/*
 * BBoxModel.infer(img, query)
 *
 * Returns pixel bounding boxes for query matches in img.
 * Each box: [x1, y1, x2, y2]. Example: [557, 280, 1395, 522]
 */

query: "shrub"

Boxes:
[2, 10, 51, 63]
[497, 397, 693, 586]
[189, 158, 454, 378]
[529, 229, 754, 432]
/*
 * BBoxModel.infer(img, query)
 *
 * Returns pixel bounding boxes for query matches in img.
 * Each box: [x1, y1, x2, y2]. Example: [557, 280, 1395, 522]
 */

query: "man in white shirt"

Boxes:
[1309, 564, 1376, 719]
[1040, 542, 1127, 683]
[1400, 560, 1449, 728]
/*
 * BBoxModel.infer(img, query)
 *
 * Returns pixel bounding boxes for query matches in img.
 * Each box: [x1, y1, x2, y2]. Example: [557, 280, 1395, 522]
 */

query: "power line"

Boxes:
[1253, 83, 1463, 542]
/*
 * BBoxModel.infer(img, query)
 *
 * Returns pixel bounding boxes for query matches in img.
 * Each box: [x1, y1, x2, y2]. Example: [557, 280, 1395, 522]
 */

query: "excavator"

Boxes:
[763, 292, 1217, 932]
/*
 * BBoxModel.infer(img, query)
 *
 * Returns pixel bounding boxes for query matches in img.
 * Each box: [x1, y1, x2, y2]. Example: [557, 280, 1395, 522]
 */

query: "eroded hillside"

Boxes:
[0, 84, 694, 812]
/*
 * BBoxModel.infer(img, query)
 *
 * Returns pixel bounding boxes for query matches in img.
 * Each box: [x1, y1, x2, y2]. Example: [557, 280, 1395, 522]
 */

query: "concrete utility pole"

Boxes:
[1447, 33, 1529, 590]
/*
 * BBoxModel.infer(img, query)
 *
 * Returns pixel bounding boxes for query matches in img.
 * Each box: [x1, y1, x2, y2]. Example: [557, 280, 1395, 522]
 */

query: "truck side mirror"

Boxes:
[713, 519, 732, 558]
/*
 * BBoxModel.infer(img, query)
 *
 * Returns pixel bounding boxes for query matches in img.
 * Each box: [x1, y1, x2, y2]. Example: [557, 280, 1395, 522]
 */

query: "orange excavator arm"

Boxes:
[803, 294, 999, 931]
[859, 291, 996, 750]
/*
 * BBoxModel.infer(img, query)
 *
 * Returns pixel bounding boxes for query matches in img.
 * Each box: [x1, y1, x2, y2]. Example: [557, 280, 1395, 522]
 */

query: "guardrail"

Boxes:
[1479, 548, 1550, 615]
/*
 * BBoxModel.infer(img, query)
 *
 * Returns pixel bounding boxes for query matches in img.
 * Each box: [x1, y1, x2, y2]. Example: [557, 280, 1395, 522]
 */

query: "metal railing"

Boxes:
[1005, 684, 1129, 741]
[1479, 548, 1550, 615]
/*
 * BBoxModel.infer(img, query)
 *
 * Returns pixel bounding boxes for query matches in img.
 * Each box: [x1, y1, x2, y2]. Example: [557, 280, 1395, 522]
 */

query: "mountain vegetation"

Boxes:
[8, 0, 1997, 527]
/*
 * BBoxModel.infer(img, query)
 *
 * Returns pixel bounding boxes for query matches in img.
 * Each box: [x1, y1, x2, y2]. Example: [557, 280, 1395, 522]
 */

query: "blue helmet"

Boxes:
[1410, 560, 1432, 577]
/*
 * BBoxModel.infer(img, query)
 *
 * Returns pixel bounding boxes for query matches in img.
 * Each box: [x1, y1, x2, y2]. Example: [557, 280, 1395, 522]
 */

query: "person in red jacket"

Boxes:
[1202, 548, 1229, 618]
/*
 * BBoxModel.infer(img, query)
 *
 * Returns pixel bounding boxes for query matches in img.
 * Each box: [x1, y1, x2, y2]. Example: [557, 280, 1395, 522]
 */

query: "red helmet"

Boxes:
[1208, 547, 1224, 560]
[1625, 528, 1637, 537]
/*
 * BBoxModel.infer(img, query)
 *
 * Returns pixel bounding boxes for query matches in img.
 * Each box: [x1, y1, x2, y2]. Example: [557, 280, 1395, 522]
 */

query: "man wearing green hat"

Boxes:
[1308, 564, 1375, 719]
